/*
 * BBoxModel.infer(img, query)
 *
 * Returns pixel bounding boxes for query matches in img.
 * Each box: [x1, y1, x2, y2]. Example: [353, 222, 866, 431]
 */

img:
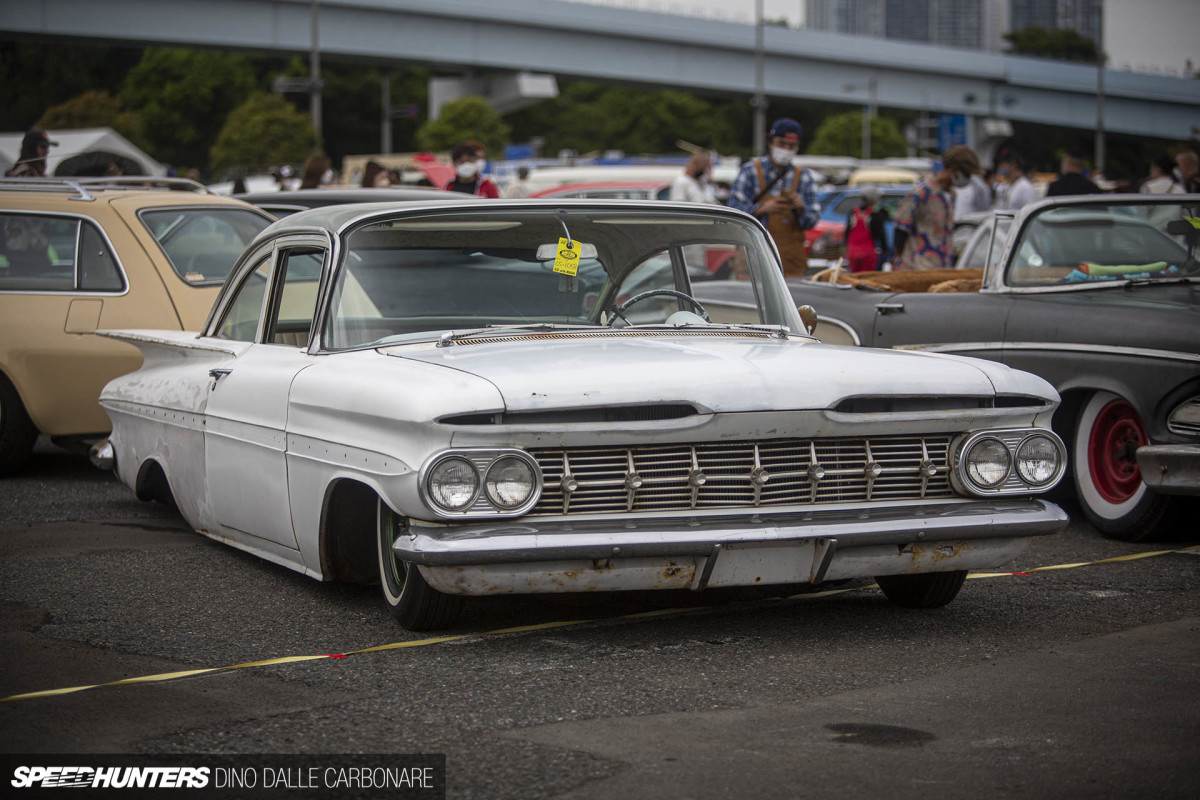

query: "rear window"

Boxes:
[140, 207, 270, 285]
[0, 213, 124, 293]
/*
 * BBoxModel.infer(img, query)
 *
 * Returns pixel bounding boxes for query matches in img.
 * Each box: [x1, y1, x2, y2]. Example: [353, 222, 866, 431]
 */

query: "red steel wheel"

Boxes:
[1086, 397, 1147, 504]
[1073, 391, 1179, 542]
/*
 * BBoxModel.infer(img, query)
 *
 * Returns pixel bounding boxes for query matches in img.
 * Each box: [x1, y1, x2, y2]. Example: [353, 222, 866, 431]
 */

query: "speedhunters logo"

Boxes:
[4, 756, 446, 797]
[12, 766, 209, 789]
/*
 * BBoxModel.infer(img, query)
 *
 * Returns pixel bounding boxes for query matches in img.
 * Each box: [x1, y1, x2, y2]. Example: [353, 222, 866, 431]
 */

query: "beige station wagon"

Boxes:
[0, 177, 273, 474]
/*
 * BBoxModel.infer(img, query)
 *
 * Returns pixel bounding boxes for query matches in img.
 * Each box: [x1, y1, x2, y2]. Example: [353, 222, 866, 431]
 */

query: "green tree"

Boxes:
[1004, 26, 1100, 63]
[0, 42, 143, 132]
[120, 48, 259, 169]
[319, 64, 432, 163]
[807, 111, 908, 158]
[36, 91, 147, 149]
[209, 92, 318, 175]
[506, 82, 741, 157]
[416, 96, 510, 155]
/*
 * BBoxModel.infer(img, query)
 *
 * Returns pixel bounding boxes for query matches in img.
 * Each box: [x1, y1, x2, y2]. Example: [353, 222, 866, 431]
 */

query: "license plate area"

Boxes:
[700, 541, 818, 588]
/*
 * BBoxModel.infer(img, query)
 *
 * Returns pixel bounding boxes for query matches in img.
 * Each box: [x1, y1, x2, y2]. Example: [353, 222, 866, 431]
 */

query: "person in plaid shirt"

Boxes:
[727, 118, 820, 277]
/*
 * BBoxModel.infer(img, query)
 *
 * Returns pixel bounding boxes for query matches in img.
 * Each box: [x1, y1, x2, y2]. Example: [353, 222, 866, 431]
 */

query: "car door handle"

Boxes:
[208, 368, 232, 385]
[874, 302, 905, 314]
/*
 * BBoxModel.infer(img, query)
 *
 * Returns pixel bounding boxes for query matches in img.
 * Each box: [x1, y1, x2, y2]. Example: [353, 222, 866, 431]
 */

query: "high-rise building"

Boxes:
[1010, 0, 1057, 32]
[806, 0, 1102, 52]
[1056, 0, 1102, 44]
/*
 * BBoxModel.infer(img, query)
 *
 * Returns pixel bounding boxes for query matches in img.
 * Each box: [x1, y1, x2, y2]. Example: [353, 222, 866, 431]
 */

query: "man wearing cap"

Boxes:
[893, 145, 982, 271]
[727, 118, 821, 277]
[5, 129, 57, 178]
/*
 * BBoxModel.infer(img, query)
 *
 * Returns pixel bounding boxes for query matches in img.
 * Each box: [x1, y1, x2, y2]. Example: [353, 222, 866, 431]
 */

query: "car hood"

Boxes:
[385, 332, 1040, 413]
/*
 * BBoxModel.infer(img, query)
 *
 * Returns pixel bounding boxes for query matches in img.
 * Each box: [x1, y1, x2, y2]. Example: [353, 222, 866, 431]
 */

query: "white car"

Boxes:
[94, 200, 1069, 629]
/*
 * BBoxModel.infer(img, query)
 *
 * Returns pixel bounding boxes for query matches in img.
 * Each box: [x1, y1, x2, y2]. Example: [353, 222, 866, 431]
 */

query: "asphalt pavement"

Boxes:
[1, 440, 1198, 799]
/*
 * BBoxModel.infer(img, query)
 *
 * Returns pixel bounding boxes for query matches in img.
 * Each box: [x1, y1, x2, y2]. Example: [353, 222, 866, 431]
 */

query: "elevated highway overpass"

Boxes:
[3, 0, 1197, 141]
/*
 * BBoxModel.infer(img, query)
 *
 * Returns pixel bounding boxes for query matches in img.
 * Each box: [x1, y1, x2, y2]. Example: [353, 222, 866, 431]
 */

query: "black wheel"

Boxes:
[1072, 391, 1180, 542]
[377, 500, 462, 630]
[608, 289, 710, 325]
[875, 571, 967, 608]
[0, 377, 38, 477]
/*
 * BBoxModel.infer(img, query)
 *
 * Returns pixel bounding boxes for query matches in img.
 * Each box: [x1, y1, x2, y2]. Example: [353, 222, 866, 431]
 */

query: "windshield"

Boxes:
[140, 207, 272, 285]
[324, 207, 801, 349]
[1006, 200, 1199, 287]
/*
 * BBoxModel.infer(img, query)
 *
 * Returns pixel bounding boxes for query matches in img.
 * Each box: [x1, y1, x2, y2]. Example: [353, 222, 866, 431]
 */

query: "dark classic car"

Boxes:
[698, 195, 1199, 542]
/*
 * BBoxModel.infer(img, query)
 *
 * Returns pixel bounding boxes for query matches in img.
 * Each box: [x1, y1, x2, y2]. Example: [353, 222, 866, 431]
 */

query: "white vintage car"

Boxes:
[94, 200, 1069, 629]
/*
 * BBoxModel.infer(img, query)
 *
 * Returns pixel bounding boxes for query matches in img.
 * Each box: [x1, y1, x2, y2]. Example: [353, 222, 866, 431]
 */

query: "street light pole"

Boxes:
[1095, 51, 1106, 178]
[381, 74, 391, 155]
[845, 78, 878, 161]
[752, 0, 765, 156]
[309, 0, 322, 141]
[860, 78, 877, 161]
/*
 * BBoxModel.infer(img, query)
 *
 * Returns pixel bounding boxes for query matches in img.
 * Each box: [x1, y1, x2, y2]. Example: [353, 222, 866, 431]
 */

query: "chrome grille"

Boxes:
[530, 435, 955, 516]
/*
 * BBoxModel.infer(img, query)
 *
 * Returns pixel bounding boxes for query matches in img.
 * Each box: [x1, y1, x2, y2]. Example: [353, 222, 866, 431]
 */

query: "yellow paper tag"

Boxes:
[1186, 217, 1200, 229]
[553, 237, 581, 276]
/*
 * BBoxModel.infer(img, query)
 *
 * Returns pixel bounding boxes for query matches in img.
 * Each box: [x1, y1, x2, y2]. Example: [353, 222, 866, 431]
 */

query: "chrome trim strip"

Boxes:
[395, 498, 1068, 566]
[815, 316, 861, 345]
[894, 341, 1200, 364]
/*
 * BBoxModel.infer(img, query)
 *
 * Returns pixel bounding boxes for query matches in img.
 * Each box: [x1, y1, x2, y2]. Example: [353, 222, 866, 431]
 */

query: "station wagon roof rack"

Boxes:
[0, 176, 213, 201]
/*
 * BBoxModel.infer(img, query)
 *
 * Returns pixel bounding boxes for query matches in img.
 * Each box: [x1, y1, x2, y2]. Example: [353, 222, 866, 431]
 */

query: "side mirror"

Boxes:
[797, 304, 818, 335]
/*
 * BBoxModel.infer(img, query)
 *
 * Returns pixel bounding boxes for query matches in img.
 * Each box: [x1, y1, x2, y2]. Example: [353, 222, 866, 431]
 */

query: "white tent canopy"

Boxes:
[0, 127, 166, 177]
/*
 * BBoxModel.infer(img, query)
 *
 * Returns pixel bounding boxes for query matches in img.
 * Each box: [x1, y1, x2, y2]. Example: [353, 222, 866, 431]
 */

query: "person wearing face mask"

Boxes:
[727, 118, 821, 277]
[892, 145, 981, 271]
[993, 150, 1038, 211]
[1139, 154, 1184, 195]
[444, 141, 500, 198]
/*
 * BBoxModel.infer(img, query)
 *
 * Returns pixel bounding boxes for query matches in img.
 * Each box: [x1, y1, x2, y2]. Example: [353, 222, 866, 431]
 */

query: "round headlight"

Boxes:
[965, 437, 1011, 488]
[484, 456, 537, 509]
[1016, 435, 1059, 485]
[427, 457, 479, 511]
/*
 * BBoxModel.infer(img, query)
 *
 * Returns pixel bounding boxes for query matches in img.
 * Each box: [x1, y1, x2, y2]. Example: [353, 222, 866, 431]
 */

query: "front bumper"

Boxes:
[396, 499, 1067, 596]
[1137, 444, 1200, 496]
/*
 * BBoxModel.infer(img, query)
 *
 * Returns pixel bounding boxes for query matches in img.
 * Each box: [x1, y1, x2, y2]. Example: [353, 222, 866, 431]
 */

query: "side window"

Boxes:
[78, 222, 124, 291]
[266, 248, 325, 346]
[0, 214, 78, 291]
[214, 256, 271, 341]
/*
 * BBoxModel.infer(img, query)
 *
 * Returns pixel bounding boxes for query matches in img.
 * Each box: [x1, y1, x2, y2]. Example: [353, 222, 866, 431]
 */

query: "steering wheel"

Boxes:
[607, 289, 711, 326]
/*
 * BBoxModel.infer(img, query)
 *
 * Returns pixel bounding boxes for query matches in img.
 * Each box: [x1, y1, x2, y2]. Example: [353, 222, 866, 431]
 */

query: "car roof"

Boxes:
[0, 176, 260, 210]
[250, 197, 760, 242]
[235, 187, 459, 208]
[529, 180, 667, 197]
